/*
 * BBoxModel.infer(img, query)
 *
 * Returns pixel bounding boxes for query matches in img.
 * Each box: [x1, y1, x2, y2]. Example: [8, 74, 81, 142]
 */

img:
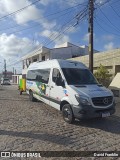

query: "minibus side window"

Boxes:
[36, 69, 50, 84]
[27, 69, 50, 84]
[52, 68, 62, 84]
[27, 70, 36, 81]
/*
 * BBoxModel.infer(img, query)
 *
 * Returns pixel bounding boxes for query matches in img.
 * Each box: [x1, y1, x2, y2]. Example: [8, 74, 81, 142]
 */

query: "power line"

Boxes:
[95, 2, 120, 33]
[94, 18, 120, 37]
[24, 5, 88, 52]
[40, 7, 88, 46]
[0, 1, 88, 31]
[34, 8, 88, 54]
[8, 8, 78, 64]
[7, 0, 117, 68]
[40, 11, 76, 47]
[7, 6, 88, 67]
[6, 11, 78, 66]
[94, 3, 120, 36]
[0, 3, 87, 34]
[94, 13, 120, 33]
[108, 2, 120, 18]
[0, 0, 41, 21]
[110, 0, 120, 5]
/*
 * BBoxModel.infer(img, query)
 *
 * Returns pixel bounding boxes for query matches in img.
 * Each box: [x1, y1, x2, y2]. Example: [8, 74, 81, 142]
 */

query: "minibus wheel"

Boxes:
[20, 91, 22, 95]
[29, 90, 36, 102]
[62, 104, 75, 123]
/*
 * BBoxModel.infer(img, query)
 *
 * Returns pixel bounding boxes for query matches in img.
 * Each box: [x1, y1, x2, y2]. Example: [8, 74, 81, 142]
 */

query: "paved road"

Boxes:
[0, 85, 120, 160]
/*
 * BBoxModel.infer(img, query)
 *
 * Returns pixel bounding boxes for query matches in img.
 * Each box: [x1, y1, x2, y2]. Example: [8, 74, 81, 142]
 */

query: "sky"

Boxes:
[0, 0, 120, 73]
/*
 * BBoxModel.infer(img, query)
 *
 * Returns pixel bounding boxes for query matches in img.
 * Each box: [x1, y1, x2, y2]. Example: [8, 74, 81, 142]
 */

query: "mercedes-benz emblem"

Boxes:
[103, 98, 108, 104]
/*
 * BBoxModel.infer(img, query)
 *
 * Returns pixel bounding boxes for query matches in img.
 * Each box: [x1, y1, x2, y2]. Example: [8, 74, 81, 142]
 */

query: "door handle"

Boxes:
[51, 86, 54, 88]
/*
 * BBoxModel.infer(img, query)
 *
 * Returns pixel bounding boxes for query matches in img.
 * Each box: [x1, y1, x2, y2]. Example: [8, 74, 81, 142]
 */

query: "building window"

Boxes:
[42, 56, 45, 61]
[33, 59, 37, 62]
[72, 55, 78, 58]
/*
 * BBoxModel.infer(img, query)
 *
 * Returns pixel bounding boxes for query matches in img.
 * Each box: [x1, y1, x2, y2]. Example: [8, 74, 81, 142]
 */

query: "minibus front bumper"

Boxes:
[72, 102, 116, 119]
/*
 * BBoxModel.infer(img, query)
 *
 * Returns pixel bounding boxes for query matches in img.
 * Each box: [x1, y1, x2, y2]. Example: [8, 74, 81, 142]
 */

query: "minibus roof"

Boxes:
[28, 59, 87, 70]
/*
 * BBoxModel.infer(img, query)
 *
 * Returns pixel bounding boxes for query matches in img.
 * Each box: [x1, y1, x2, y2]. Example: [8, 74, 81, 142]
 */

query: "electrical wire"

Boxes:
[23, 4, 88, 55]
[108, 2, 120, 18]
[43, 8, 88, 47]
[32, 6, 88, 53]
[0, 3, 87, 34]
[4, 3, 85, 66]
[0, 0, 41, 21]
[95, 1, 120, 33]
[6, 6, 88, 67]
[9, 8, 79, 62]
[6, 0, 119, 68]
[94, 18, 120, 37]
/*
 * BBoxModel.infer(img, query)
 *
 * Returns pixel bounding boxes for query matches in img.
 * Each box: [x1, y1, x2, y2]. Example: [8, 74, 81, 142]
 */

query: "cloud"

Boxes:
[0, 0, 56, 29]
[39, 0, 53, 6]
[0, 0, 30, 16]
[59, 0, 85, 7]
[95, 0, 106, 5]
[83, 33, 89, 42]
[102, 35, 114, 41]
[0, 33, 38, 59]
[39, 0, 84, 6]
[41, 29, 70, 47]
[39, 0, 86, 9]
[104, 42, 114, 50]
[66, 26, 77, 33]
[15, 5, 40, 24]
[83, 33, 97, 43]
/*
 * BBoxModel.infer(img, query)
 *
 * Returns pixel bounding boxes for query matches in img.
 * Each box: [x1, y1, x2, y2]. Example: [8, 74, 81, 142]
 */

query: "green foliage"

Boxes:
[94, 64, 111, 87]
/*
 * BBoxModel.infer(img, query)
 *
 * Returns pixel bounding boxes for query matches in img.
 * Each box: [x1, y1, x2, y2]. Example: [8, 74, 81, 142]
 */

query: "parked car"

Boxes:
[26, 59, 116, 123]
[1, 78, 11, 85]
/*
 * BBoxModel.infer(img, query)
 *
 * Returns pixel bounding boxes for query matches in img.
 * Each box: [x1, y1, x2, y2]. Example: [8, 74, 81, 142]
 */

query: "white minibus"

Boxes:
[26, 59, 115, 123]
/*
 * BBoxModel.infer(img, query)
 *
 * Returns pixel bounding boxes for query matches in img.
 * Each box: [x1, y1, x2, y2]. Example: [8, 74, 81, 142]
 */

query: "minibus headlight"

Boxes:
[75, 94, 91, 105]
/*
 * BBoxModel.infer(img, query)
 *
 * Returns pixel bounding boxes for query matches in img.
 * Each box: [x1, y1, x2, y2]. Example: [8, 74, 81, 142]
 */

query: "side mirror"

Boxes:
[56, 79, 65, 88]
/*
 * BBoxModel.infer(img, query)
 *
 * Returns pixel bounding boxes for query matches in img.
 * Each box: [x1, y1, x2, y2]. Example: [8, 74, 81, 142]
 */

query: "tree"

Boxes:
[94, 64, 111, 87]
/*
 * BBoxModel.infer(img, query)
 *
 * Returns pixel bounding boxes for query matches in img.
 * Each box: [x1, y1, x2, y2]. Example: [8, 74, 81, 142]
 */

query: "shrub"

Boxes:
[94, 64, 111, 87]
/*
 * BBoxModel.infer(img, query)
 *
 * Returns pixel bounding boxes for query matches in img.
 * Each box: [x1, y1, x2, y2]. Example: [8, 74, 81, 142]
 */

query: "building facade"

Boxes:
[12, 74, 22, 85]
[21, 42, 99, 77]
[70, 48, 120, 77]
[2, 71, 13, 80]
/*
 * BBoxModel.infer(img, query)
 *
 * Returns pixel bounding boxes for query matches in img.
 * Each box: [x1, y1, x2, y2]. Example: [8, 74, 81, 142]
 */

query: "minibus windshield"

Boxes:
[62, 68, 98, 85]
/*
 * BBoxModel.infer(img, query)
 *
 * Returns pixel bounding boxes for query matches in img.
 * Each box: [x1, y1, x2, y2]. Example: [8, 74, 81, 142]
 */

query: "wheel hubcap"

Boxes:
[63, 108, 71, 120]
[30, 92, 32, 100]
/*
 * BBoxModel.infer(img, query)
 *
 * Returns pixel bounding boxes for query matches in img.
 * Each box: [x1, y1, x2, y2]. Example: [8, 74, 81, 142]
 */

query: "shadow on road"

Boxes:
[0, 98, 29, 102]
[0, 130, 73, 146]
[74, 115, 120, 135]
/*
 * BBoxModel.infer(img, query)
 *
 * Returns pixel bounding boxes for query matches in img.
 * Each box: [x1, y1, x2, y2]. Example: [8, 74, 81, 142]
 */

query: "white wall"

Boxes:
[71, 45, 84, 56]
[12, 75, 22, 84]
[22, 68, 28, 75]
[50, 47, 72, 59]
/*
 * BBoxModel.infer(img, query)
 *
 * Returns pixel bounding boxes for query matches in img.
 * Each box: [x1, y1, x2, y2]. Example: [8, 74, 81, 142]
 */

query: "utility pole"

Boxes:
[4, 59, 7, 78]
[13, 67, 14, 75]
[89, 0, 94, 73]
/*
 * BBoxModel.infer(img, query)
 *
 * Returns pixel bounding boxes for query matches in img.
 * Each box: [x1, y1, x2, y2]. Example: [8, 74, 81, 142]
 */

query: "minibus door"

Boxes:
[50, 68, 64, 110]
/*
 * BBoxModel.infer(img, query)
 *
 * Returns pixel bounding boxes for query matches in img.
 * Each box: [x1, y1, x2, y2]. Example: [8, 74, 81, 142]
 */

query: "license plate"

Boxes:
[102, 112, 110, 117]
